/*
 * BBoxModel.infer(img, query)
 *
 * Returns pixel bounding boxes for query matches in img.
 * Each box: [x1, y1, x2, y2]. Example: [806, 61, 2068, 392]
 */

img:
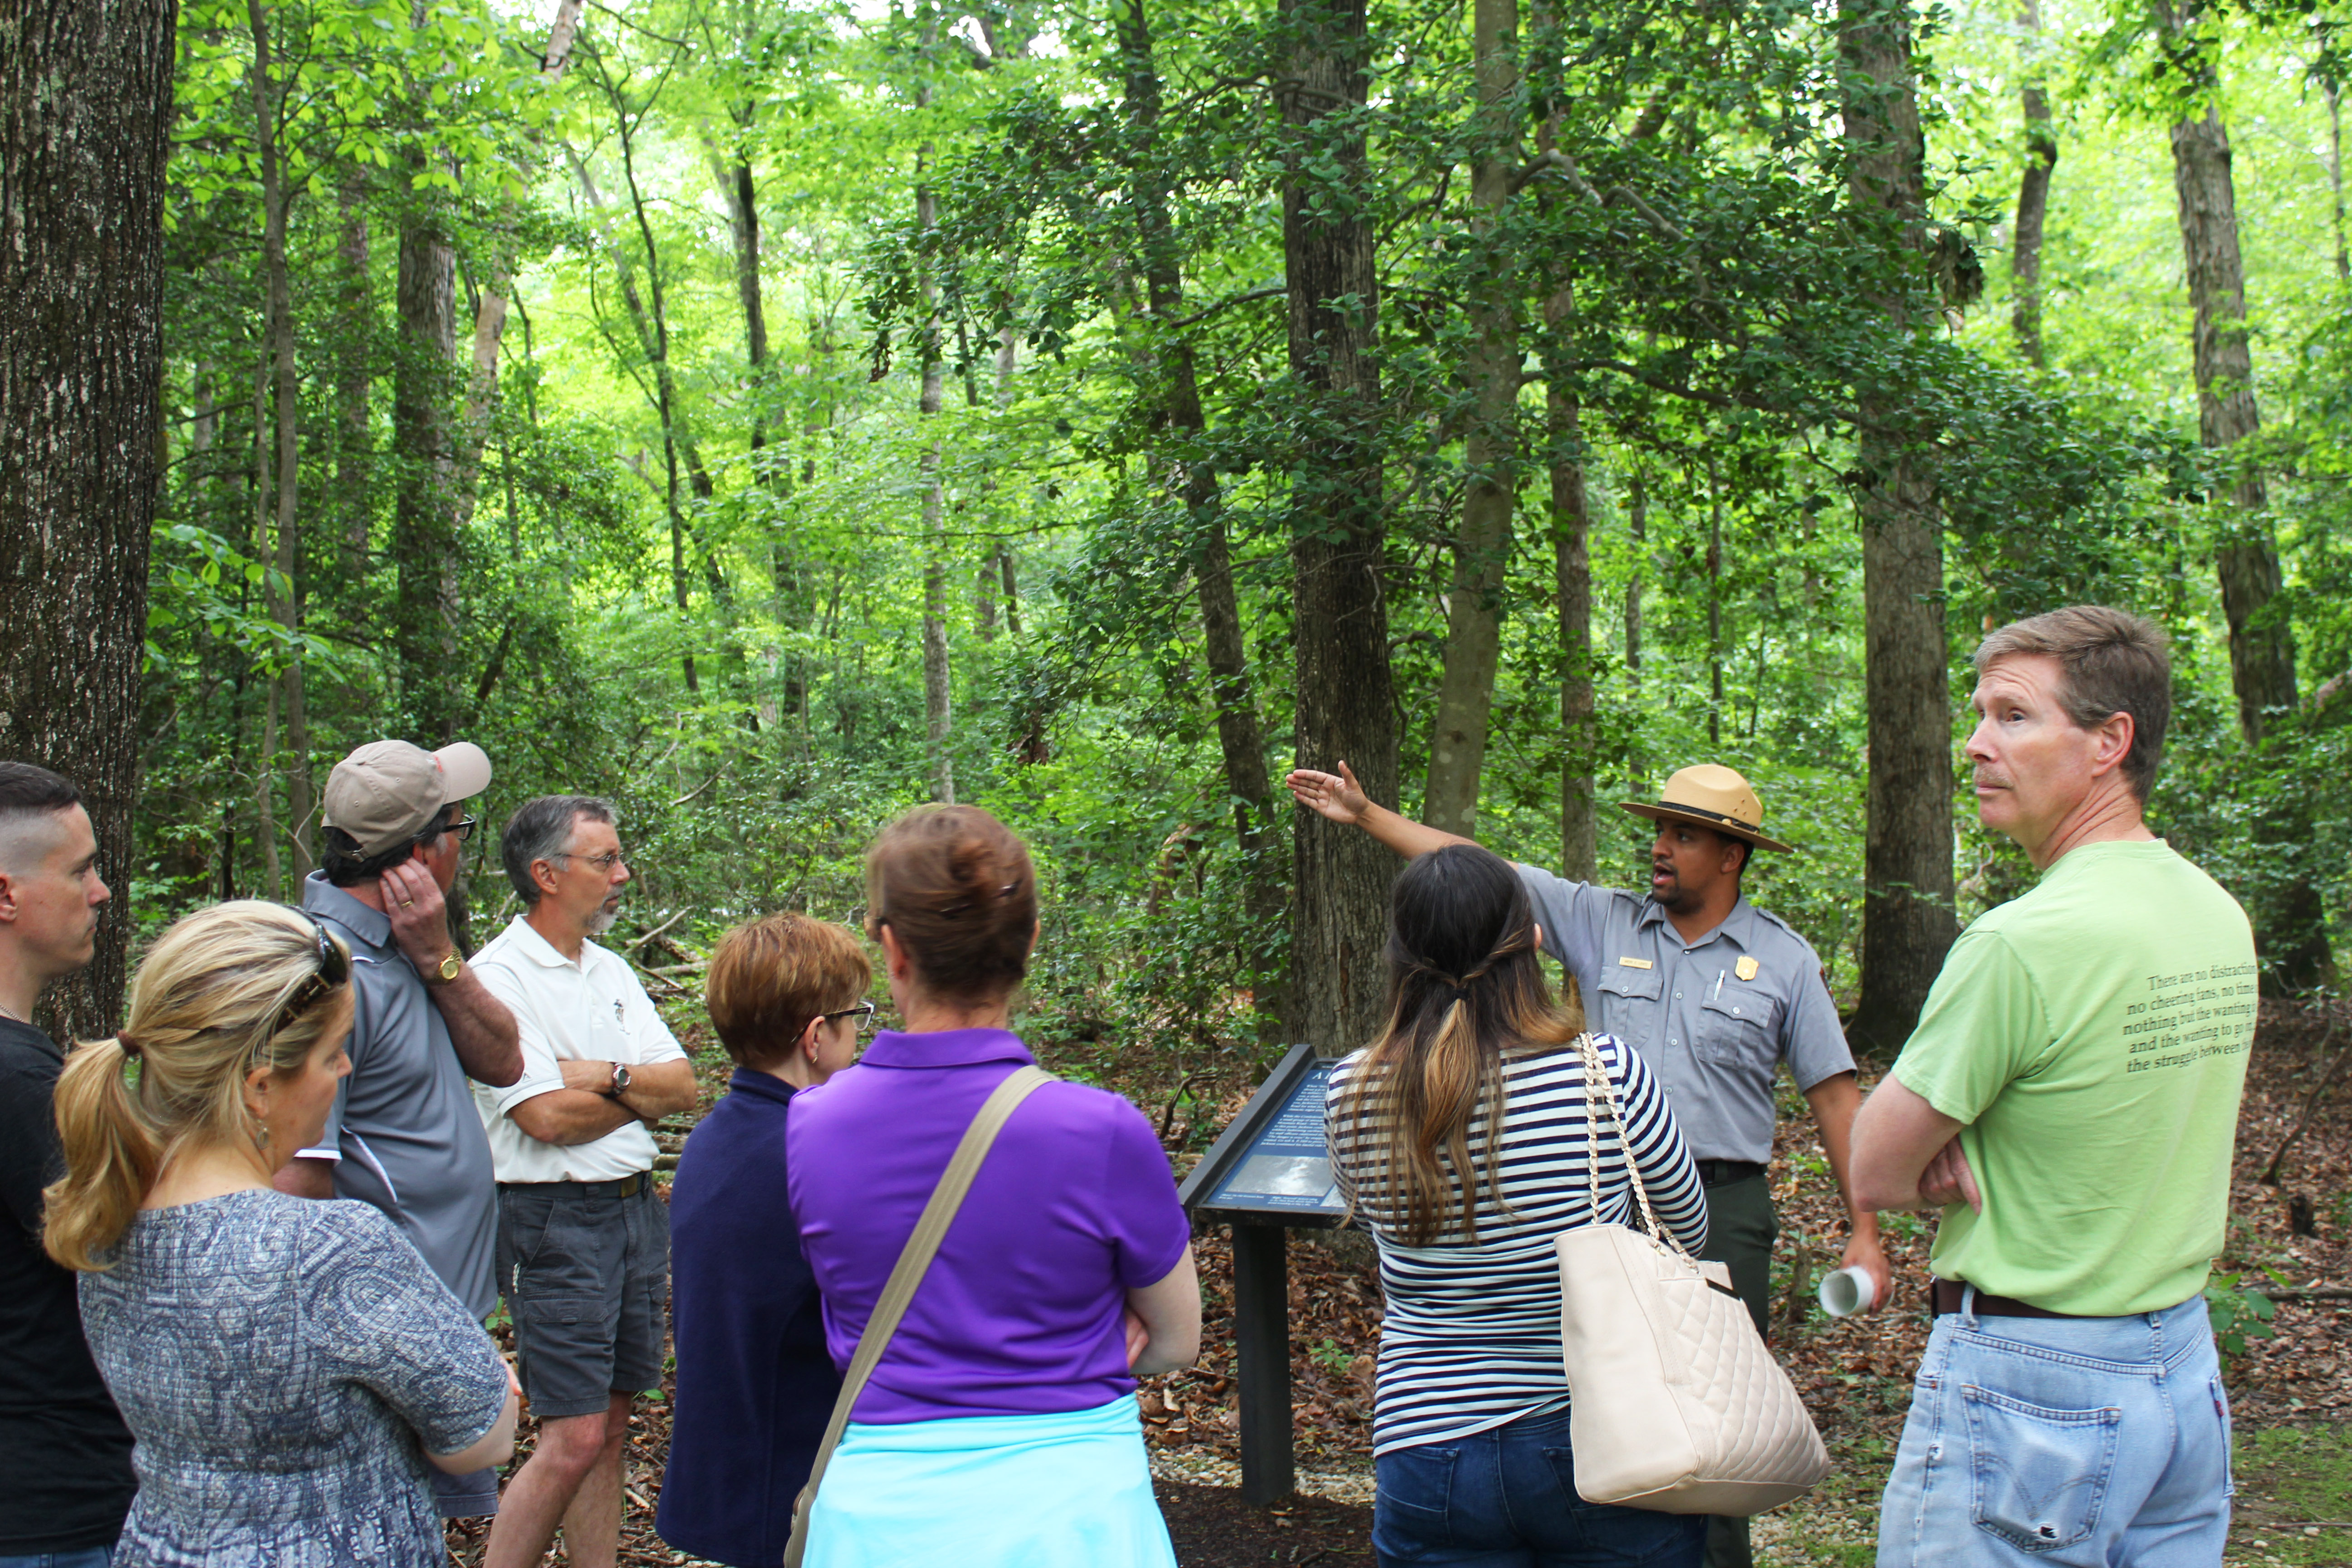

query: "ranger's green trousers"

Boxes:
[1698, 1173, 1777, 1568]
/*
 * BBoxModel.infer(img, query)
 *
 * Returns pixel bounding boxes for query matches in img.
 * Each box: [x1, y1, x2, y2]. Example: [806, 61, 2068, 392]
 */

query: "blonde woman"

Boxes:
[45, 901, 517, 1568]
[1326, 845, 1711, 1568]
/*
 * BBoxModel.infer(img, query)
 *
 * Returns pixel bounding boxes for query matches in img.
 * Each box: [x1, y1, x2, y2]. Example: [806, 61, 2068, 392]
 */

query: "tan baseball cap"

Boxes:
[322, 740, 492, 855]
[1620, 764, 1793, 853]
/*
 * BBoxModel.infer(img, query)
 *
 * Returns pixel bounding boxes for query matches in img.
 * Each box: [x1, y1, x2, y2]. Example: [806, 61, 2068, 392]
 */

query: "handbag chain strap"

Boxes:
[781, 1064, 1055, 1568]
[1574, 1033, 1698, 1266]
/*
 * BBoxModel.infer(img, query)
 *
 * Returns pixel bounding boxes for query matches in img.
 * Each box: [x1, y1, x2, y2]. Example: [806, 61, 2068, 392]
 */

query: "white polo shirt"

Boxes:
[470, 916, 689, 1184]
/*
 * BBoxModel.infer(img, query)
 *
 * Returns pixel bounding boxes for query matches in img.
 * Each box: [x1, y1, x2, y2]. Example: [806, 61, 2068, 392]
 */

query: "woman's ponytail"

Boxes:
[44, 1036, 162, 1272]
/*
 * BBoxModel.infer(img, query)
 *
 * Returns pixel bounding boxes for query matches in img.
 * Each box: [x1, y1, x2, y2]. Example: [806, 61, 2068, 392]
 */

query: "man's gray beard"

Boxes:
[588, 906, 619, 936]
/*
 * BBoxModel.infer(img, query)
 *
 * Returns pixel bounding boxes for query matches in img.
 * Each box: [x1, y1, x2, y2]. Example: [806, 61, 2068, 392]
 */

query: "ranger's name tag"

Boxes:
[1617, 956, 1654, 970]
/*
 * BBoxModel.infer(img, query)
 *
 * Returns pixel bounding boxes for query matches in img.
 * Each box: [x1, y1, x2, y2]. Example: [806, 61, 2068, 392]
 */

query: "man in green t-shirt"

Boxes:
[1853, 606, 2248, 1568]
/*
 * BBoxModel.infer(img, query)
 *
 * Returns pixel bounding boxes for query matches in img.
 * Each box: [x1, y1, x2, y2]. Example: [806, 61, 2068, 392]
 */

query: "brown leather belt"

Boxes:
[1931, 1278, 2085, 1320]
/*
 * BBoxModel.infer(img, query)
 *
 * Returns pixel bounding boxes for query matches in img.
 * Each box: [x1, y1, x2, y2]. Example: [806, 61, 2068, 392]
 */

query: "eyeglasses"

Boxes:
[551, 850, 624, 874]
[446, 814, 478, 843]
[820, 1002, 877, 1036]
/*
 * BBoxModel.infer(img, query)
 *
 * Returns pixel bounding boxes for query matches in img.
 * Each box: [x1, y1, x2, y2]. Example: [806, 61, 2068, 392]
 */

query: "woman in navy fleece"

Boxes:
[655, 913, 871, 1568]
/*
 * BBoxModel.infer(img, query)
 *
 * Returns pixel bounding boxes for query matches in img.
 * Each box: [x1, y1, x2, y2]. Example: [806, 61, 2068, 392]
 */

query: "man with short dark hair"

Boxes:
[1855, 606, 2247, 1566]
[474, 797, 697, 1568]
[277, 738, 523, 1521]
[0, 762, 134, 1567]
[1289, 758, 1884, 1568]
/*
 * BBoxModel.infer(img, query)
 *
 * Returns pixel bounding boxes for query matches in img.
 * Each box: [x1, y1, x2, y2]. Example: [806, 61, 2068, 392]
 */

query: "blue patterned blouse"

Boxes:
[78, 1188, 509, 1567]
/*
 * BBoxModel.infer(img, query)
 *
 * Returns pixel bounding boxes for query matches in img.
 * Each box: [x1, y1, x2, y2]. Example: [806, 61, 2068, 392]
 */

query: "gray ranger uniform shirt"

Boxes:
[1515, 866, 1852, 1163]
[299, 872, 500, 1318]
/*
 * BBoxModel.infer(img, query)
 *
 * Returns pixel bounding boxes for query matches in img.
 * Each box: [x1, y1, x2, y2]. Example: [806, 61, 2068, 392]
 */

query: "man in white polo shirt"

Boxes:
[471, 795, 699, 1568]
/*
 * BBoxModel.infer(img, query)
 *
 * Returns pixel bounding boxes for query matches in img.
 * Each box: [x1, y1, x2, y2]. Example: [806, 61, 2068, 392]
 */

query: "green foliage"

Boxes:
[138, 0, 2352, 1026]
[2204, 1269, 2280, 1360]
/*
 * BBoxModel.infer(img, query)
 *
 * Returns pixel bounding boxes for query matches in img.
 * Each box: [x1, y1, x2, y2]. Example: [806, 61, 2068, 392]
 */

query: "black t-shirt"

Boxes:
[0, 1015, 135, 1550]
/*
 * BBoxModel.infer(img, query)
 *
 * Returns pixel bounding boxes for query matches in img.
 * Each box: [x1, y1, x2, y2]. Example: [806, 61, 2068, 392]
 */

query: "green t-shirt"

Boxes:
[1891, 838, 2254, 1315]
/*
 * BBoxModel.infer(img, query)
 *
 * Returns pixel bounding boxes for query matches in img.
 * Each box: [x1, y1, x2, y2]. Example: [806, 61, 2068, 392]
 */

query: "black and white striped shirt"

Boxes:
[1325, 1034, 1708, 1455]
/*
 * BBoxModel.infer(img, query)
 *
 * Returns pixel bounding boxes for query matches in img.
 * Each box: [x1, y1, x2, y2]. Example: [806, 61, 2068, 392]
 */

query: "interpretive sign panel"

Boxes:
[1178, 1043, 1347, 1225]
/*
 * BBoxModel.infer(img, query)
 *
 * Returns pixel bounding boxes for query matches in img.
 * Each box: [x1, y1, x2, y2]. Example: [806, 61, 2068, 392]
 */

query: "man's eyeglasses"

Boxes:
[821, 1002, 877, 1036]
[551, 850, 624, 874]
[446, 814, 478, 843]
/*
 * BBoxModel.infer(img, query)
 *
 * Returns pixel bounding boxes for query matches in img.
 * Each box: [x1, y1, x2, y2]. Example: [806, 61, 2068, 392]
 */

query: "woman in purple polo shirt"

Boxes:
[786, 806, 1200, 1568]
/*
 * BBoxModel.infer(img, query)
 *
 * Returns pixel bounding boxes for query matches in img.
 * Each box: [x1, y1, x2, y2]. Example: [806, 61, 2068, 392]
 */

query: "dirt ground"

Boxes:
[448, 996, 2352, 1567]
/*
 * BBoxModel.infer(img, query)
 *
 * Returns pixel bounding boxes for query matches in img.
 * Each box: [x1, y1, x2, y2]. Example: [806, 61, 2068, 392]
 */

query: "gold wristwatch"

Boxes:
[428, 951, 463, 984]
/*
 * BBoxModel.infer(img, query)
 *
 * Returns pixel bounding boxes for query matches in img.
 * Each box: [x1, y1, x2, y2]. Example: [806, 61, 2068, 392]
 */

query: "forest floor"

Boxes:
[446, 996, 2352, 1568]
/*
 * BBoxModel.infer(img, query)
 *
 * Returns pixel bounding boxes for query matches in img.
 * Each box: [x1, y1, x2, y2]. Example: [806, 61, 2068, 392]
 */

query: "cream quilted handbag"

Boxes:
[1554, 1034, 1830, 1516]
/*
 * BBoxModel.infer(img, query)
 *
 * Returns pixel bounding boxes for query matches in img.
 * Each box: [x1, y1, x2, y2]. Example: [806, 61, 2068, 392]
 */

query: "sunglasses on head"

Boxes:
[270, 922, 352, 1039]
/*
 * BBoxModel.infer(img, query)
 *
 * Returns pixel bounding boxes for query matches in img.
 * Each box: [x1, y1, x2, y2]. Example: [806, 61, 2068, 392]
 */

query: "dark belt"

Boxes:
[498, 1172, 649, 1200]
[1931, 1278, 2087, 1320]
[1695, 1159, 1765, 1188]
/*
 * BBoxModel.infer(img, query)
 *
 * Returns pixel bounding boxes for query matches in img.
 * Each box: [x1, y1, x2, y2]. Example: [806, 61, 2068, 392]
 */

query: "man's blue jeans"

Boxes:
[0, 1549, 113, 1568]
[1877, 1289, 2230, 1567]
[1374, 1404, 1706, 1567]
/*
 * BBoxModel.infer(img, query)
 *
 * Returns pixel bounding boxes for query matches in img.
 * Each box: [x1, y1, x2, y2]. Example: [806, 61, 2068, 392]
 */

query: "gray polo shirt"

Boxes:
[1515, 865, 1852, 1163]
[299, 872, 500, 1318]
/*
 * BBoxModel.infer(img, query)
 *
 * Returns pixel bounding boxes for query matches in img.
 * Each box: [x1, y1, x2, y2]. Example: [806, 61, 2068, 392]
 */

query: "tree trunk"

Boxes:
[0, 0, 176, 1038]
[1839, 0, 1958, 1054]
[2010, 0, 2055, 368]
[392, 211, 461, 738]
[2330, 83, 2348, 284]
[2169, 103, 2296, 739]
[1424, 0, 1520, 838]
[1543, 286, 1596, 882]
[453, 0, 582, 531]
[2166, 53, 2329, 988]
[1706, 459, 1724, 745]
[334, 175, 372, 575]
[917, 74, 952, 802]
[1283, 0, 1398, 1057]
[249, 0, 311, 877]
[1624, 466, 1646, 796]
[1120, 0, 1280, 938]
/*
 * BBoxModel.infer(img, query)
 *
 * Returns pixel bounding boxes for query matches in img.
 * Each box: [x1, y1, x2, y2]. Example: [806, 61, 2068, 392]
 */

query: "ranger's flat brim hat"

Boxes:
[322, 740, 492, 855]
[1619, 764, 1793, 853]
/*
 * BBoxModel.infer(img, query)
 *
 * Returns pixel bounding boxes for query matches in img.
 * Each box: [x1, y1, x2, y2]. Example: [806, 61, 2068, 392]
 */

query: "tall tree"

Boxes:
[2163, 23, 2295, 742]
[2011, 0, 2056, 368]
[1118, 0, 1282, 947]
[456, 0, 583, 529]
[0, 0, 177, 1036]
[1839, 0, 1958, 1054]
[915, 15, 952, 804]
[391, 0, 462, 740]
[2160, 9, 2328, 987]
[1424, 0, 1521, 837]
[249, 0, 312, 881]
[1283, 0, 1399, 1054]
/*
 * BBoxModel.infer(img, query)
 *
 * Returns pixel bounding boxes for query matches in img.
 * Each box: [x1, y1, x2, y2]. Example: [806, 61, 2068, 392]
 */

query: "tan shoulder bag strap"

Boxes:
[781, 1064, 1053, 1568]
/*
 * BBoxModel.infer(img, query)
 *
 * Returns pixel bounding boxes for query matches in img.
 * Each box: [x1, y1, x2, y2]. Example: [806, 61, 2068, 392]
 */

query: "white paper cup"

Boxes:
[1818, 1265, 1877, 1318]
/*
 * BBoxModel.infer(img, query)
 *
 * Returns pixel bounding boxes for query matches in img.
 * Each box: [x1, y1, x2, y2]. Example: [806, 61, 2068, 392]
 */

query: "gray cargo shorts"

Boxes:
[496, 1176, 670, 1421]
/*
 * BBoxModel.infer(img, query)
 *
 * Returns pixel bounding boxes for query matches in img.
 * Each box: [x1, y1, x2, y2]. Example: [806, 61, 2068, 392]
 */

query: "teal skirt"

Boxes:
[804, 1392, 1177, 1568]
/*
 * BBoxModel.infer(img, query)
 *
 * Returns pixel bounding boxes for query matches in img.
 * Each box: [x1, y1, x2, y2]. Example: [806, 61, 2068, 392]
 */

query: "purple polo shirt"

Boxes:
[784, 1028, 1190, 1425]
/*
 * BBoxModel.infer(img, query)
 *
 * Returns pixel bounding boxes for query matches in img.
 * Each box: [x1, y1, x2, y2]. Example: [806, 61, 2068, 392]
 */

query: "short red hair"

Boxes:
[703, 913, 871, 1069]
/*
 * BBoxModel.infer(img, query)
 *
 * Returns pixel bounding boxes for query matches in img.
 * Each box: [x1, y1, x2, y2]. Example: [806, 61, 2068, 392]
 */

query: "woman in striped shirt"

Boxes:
[1327, 844, 1710, 1568]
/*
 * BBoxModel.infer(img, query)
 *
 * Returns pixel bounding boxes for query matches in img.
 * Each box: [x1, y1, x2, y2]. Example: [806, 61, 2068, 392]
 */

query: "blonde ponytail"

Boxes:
[43, 900, 353, 1271]
[43, 1036, 162, 1272]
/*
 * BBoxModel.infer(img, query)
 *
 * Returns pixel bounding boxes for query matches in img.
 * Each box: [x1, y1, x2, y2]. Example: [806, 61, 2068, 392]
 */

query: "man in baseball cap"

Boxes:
[277, 738, 523, 1522]
[1288, 757, 1887, 1568]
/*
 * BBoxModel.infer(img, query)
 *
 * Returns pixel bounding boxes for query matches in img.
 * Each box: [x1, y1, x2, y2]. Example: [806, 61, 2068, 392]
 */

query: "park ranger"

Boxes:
[1287, 760, 1888, 1568]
